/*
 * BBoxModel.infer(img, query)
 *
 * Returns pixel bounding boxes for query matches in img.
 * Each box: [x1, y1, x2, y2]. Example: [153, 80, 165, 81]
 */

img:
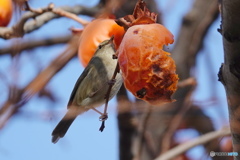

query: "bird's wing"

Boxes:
[67, 65, 91, 108]
[67, 57, 108, 108]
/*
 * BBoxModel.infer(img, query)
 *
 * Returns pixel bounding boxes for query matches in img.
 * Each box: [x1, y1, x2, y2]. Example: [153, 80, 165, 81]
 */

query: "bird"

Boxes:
[51, 38, 123, 143]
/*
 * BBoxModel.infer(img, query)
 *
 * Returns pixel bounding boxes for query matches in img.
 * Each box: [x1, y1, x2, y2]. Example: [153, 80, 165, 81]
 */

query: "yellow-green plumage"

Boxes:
[52, 39, 122, 143]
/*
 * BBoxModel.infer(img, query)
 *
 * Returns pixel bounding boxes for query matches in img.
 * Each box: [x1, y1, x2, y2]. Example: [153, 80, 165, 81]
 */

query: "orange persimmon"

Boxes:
[78, 18, 125, 67]
[117, 0, 178, 105]
[118, 24, 178, 105]
[0, 0, 13, 27]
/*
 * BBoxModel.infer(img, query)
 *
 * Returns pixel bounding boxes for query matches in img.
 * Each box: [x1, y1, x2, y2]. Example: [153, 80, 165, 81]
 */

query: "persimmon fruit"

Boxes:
[78, 18, 125, 67]
[117, 0, 178, 105]
[0, 0, 13, 27]
[118, 24, 178, 105]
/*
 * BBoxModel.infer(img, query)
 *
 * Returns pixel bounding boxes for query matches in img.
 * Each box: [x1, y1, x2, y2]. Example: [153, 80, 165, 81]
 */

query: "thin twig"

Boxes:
[26, 1, 90, 26]
[0, 4, 101, 39]
[160, 93, 193, 153]
[144, 130, 157, 157]
[24, 1, 54, 14]
[177, 77, 197, 88]
[136, 105, 153, 159]
[99, 62, 120, 131]
[160, 79, 197, 154]
[52, 8, 89, 26]
[154, 127, 231, 160]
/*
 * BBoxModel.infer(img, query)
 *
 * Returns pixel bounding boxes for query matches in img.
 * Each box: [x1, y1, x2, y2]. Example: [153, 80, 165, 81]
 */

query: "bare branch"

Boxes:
[155, 127, 231, 160]
[24, 1, 54, 14]
[0, 3, 54, 39]
[161, 87, 195, 153]
[135, 105, 153, 159]
[117, 86, 135, 160]
[177, 77, 197, 88]
[26, 1, 90, 26]
[0, 4, 101, 39]
[0, 34, 71, 55]
[52, 8, 89, 26]
[172, 0, 219, 79]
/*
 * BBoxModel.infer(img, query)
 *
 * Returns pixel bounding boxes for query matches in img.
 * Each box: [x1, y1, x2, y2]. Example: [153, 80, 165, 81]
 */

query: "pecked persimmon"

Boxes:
[78, 18, 125, 67]
[118, 24, 178, 105]
[117, 0, 178, 105]
[0, 0, 13, 26]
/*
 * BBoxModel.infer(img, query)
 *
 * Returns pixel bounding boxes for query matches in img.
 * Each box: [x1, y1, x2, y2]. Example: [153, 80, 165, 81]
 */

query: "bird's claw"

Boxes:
[108, 79, 116, 85]
[99, 114, 108, 121]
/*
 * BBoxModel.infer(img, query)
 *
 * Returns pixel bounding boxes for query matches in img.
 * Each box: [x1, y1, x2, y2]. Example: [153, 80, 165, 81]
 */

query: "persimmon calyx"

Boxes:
[115, 0, 157, 30]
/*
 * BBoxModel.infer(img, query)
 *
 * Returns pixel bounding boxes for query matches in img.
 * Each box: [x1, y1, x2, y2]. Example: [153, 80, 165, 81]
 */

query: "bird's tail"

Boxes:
[51, 108, 85, 143]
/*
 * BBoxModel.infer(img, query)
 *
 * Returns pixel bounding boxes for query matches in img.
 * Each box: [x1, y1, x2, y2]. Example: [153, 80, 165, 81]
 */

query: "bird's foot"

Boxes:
[99, 114, 108, 121]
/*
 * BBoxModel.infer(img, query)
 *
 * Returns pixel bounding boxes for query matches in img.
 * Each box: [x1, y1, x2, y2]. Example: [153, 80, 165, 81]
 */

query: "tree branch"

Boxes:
[219, 0, 240, 158]
[51, 8, 89, 26]
[117, 86, 135, 160]
[0, 3, 54, 39]
[135, 105, 153, 159]
[161, 87, 195, 153]
[0, 34, 72, 55]
[172, 0, 219, 80]
[154, 127, 231, 160]
[0, 4, 101, 39]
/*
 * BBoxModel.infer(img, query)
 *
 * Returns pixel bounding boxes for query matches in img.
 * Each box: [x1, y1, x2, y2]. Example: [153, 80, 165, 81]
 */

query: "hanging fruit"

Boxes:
[78, 18, 125, 67]
[0, 0, 13, 27]
[116, 0, 178, 105]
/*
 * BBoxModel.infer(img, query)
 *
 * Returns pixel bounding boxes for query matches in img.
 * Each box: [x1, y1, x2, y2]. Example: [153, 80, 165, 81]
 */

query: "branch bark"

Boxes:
[155, 127, 230, 160]
[218, 0, 240, 159]
[0, 4, 101, 39]
[0, 34, 71, 55]
[117, 86, 135, 160]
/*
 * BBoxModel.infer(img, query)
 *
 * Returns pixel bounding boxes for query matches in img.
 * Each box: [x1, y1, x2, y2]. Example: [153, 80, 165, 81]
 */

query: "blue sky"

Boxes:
[0, 0, 227, 160]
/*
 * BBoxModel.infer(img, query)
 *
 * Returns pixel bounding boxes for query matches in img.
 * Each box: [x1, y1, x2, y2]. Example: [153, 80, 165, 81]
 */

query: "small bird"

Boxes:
[51, 38, 123, 143]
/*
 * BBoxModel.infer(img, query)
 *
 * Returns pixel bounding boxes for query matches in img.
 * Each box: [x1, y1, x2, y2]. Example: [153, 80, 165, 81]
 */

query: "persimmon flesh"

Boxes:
[78, 18, 125, 67]
[118, 23, 178, 105]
